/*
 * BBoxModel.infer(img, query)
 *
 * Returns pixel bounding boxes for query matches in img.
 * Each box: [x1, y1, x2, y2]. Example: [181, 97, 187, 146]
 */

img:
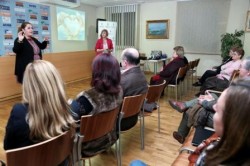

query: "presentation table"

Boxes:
[147, 58, 169, 74]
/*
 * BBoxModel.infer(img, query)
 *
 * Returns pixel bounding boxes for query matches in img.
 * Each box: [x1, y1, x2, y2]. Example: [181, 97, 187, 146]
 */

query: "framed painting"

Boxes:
[146, 19, 169, 39]
[245, 11, 250, 32]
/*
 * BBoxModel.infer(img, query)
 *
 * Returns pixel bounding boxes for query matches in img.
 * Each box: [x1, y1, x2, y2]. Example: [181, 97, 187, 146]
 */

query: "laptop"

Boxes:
[192, 126, 215, 146]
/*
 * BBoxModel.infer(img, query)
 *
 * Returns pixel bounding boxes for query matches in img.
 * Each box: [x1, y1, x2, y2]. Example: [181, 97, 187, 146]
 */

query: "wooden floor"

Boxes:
[0, 73, 198, 166]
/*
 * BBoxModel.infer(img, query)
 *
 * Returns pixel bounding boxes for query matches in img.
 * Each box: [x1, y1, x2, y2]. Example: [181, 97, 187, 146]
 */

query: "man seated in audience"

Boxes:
[169, 94, 217, 144]
[120, 48, 148, 97]
[120, 48, 148, 130]
[169, 56, 250, 143]
[192, 46, 236, 86]
[197, 47, 244, 96]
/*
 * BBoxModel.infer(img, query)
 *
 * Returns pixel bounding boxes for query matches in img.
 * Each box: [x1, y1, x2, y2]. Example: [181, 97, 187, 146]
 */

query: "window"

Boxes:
[105, 4, 139, 49]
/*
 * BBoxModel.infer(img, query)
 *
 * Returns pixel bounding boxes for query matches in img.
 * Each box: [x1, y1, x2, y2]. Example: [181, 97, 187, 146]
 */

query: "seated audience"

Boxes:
[120, 48, 148, 129]
[4, 60, 75, 165]
[170, 56, 250, 144]
[120, 48, 148, 97]
[197, 47, 244, 96]
[195, 78, 250, 165]
[70, 53, 123, 156]
[150, 46, 188, 86]
[193, 46, 237, 86]
[169, 94, 217, 144]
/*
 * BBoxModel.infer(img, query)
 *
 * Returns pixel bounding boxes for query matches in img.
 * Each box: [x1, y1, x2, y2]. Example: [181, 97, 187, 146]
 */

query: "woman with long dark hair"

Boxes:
[196, 78, 250, 165]
[13, 22, 48, 83]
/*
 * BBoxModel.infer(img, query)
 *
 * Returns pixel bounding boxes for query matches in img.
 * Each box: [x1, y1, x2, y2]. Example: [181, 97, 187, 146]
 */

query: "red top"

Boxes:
[95, 38, 113, 55]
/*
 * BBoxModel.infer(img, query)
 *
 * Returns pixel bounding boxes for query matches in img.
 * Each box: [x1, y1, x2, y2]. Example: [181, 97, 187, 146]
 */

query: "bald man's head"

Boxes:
[121, 48, 140, 66]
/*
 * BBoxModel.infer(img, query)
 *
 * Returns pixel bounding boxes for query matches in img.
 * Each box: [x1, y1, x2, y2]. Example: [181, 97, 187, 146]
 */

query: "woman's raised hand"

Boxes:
[18, 31, 24, 42]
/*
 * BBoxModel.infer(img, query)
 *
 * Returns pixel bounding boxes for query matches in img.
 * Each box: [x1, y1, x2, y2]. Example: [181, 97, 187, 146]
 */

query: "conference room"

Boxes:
[0, 0, 249, 165]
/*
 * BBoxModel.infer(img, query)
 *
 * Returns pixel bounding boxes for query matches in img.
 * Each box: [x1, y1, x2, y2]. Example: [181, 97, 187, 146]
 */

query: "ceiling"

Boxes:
[80, 0, 177, 7]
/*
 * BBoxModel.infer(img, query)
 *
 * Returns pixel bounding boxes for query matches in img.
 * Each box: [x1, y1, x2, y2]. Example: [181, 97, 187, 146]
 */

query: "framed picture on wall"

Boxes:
[245, 11, 250, 32]
[146, 19, 170, 39]
[96, 18, 106, 33]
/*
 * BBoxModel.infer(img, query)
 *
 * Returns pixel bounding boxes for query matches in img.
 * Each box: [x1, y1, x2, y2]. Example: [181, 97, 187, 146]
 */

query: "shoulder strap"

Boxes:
[188, 133, 219, 166]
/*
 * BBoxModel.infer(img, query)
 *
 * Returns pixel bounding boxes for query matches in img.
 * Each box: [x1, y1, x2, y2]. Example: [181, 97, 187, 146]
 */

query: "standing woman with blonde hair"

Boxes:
[4, 60, 75, 151]
[13, 22, 48, 83]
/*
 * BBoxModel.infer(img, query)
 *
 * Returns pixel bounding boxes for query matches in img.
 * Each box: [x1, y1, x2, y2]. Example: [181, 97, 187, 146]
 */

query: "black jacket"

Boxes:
[13, 37, 47, 83]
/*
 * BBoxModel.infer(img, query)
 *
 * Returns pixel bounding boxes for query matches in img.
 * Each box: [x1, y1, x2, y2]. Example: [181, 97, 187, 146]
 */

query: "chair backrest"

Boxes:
[146, 80, 166, 103]
[178, 65, 188, 79]
[6, 129, 74, 166]
[175, 65, 188, 84]
[80, 107, 120, 142]
[121, 94, 146, 119]
[229, 69, 240, 83]
[194, 58, 200, 68]
[189, 60, 196, 70]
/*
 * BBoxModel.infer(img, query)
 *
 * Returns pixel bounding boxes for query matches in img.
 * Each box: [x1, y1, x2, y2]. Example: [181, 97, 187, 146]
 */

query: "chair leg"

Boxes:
[115, 141, 121, 166]
[175, 86, 178, 101]
[157, 103, 160, 133]
[180, 82, 183, 100]
[118, 112, 123, 166]
[119, 137, 122, 166]
[140, 103, 145, 150]
[191, 73, 194, 90]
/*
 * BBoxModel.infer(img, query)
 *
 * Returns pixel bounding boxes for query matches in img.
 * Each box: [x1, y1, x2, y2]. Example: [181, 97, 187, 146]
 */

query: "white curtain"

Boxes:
[175, 0, 230, 55]
[105, 4, 140, 50]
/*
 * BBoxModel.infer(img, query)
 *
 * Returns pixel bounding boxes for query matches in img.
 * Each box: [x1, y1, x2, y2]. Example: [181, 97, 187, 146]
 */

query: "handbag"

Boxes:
[151, 50, 162, 60]
[188, 133, 218, 166]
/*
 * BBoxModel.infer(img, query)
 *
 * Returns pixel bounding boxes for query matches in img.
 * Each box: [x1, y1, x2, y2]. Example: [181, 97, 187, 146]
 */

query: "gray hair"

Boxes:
[243, 56, 250, 71]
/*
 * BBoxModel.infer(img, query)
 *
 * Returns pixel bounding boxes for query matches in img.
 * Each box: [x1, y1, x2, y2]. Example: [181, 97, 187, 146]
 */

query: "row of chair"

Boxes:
[2, 81, 167, 166]
[165, 59, 200, 101]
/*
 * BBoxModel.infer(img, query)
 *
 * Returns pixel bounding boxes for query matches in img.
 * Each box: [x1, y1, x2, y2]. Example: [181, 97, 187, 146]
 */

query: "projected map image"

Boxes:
[57, 7, 85, 40]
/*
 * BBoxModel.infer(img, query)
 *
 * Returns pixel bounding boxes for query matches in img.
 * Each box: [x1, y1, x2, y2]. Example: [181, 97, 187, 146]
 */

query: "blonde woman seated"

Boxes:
[70, 53, 123, 157]
[4, 60, 75, 165]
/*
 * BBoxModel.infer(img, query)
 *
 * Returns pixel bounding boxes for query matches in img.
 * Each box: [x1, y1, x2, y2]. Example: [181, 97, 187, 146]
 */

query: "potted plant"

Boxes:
[221, 30, 244, 61]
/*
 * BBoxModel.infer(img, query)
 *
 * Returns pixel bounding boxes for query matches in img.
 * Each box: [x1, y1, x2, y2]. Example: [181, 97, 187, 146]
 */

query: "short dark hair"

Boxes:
[122, 50, 140, 65]
[91, 53, 121, 94]
[234, 47, 245, 59]
[243, 57, 250, 71]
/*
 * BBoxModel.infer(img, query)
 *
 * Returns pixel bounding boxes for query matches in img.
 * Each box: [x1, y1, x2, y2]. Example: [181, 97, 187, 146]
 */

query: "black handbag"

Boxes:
[150, 50, 162, 60]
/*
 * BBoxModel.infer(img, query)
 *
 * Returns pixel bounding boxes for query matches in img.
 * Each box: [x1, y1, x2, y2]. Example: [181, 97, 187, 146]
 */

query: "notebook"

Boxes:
[192, 126, 215, 146]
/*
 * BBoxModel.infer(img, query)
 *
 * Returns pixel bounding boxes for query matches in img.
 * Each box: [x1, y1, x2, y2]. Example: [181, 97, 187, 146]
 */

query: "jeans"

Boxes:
[177, 112, 191, 138]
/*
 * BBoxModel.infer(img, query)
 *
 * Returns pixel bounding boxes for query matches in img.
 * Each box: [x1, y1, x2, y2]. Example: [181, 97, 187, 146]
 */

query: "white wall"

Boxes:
[227, 0, 250, 56]
[23, 0, 97, 52]
[139, 2, 177, 57]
